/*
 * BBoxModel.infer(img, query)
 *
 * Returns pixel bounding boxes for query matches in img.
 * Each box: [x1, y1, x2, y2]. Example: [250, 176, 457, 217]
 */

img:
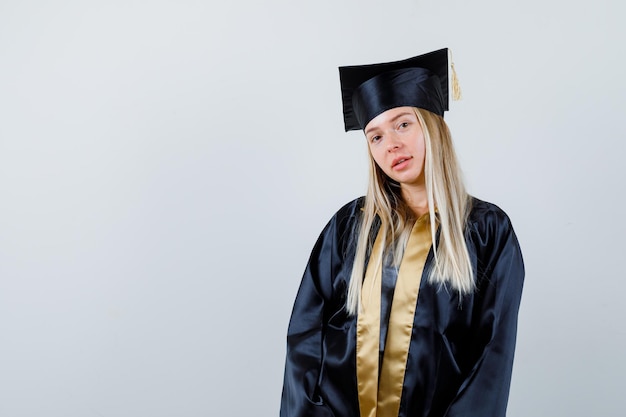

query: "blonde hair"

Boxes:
[346, 108, 473, 315]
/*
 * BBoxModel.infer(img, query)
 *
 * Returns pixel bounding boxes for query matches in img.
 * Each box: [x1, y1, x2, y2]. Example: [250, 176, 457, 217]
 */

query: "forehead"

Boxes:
[364, 106, 416, 132]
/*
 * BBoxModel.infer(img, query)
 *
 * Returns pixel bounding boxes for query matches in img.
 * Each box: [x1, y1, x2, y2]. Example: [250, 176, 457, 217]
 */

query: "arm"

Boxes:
[445, 214, 525, 417]
[280, 202, 357, 417]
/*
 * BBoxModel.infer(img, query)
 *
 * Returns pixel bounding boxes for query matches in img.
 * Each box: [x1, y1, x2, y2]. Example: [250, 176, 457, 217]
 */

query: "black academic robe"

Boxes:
[280, 197, 524, 417]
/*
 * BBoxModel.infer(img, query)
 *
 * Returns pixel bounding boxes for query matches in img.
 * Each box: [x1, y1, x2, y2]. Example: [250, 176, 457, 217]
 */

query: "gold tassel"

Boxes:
[449, 49, 462, 101]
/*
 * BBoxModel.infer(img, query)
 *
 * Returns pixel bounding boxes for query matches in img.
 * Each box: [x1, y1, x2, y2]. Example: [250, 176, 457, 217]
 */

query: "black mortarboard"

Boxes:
[339, 48, 459, 131]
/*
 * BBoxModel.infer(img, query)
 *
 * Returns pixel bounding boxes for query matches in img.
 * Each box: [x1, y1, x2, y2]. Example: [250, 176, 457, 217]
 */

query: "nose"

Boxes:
[387, 133, 401, 152]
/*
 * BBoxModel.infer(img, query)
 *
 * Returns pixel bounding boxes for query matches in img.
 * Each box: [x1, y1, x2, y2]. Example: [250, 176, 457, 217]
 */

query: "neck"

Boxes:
[401, 183, 429, 217]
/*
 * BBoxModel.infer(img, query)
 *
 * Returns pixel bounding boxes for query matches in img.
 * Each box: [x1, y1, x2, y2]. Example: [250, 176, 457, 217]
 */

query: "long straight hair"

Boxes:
[346, 108, 474, 315]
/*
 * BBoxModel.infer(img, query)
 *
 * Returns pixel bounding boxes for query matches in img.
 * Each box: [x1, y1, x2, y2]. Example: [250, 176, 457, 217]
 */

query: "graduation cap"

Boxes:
[339, 48, 461, 131]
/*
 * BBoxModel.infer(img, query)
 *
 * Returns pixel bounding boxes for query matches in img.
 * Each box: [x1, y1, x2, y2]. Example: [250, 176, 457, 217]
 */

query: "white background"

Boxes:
[0, 1, 624, 416]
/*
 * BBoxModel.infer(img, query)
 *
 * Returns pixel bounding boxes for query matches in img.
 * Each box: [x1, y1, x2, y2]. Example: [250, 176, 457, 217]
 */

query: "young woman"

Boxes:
[280, 48, 524, 417]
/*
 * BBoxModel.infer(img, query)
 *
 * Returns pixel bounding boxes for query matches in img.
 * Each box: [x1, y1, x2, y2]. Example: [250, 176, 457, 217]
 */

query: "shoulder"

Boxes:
[466, 196, 515, 238]
[314, 197, 364, 251]
[332, 196, 365, 224]
[465, 197, 523, 265]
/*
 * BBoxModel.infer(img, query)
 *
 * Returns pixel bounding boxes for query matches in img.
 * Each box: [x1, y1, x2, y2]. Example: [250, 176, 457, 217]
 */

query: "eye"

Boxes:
[370, 135, 382, 143]
[398, 122, 409, 129]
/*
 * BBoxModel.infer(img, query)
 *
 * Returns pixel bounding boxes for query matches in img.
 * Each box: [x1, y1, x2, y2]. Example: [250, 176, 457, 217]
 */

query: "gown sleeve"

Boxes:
[280, 202, 357, 417]
[444, 209, 525, 417]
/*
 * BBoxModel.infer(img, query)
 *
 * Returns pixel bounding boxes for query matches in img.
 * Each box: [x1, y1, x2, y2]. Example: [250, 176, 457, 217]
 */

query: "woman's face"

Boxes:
[364, 106, 426, 188]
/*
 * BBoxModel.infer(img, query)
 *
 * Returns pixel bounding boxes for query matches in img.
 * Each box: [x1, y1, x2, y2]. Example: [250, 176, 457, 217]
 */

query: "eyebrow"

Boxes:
[365, 111, 414, 136]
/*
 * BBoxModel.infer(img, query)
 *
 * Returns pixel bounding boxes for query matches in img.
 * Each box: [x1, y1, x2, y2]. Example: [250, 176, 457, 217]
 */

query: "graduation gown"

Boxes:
[280, 197, 524, 417]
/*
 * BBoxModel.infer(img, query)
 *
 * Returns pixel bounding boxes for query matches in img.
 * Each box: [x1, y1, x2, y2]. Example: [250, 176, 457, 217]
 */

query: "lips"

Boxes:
[392, 156, 412, 169]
